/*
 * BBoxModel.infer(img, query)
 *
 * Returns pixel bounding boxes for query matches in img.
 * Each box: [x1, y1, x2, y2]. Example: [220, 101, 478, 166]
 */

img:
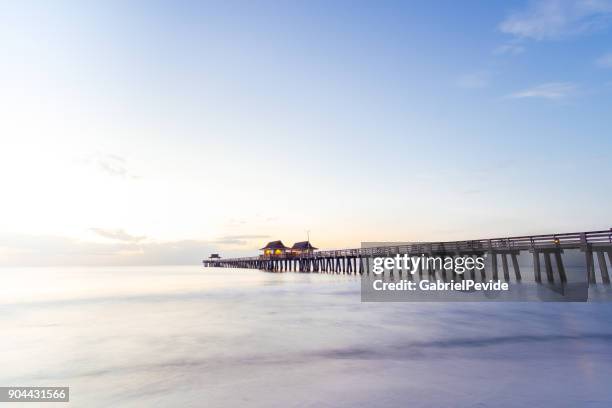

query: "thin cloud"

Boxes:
[212, 239, 249, 246]
[596, 52, 612, 68]
[97, 154, 128, 177]
[225, 218, 247, 227]
[212, 234, 270, 246]
[217, 234, 270, 240]
[91, 228, 147, 243]
[456, 72, 490, 89]
[493, 43, 525, 56]
[80, 152, 140, 179]
[507, 82, 578, 100]
[499, 0, 612, 40]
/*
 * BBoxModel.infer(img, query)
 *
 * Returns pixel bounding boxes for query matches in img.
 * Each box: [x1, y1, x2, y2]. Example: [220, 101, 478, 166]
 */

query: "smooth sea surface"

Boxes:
[2, 266, 612, 407]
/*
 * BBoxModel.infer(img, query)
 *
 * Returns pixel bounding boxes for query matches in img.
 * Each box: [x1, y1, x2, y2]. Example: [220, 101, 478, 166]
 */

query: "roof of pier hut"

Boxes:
[291, 241, 318, 250]
[260, 240, 289, 250]
[209, 253, 221, 259]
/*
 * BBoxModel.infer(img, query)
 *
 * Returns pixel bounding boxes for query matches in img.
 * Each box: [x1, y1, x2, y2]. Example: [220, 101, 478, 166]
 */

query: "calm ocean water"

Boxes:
[1, 266, 612, 407]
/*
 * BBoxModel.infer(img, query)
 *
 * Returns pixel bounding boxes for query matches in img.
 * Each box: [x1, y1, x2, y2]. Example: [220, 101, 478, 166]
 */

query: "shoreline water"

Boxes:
[2, 266, 612, 407]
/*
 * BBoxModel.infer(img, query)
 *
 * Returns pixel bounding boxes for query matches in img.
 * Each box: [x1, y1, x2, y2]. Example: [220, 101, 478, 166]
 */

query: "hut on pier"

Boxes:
[290, 241, 318, 256]
[205, 253, 222, 267]
[260, 240, 289, 257]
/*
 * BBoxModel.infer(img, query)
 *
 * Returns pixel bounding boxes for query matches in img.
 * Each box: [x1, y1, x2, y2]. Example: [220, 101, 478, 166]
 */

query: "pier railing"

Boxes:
[203, 229, 612, 285]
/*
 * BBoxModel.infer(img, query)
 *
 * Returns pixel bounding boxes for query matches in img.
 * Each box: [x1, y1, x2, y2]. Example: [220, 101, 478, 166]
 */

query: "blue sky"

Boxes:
[0, 0, 611, 265]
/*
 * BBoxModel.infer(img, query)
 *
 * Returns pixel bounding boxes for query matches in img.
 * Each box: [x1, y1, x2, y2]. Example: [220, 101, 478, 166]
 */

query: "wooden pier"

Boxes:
[203, 229, 612, 285]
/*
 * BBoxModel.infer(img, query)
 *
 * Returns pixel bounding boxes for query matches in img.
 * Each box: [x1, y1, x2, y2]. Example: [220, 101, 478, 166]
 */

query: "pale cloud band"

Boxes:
[91, 228, 147, 242]
[0, 233, 260, 266]
[507, 82, 578, 100]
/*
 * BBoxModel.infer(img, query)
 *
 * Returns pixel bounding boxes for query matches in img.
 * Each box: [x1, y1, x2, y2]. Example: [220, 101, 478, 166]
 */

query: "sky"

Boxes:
[0, 0, 611, 266]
